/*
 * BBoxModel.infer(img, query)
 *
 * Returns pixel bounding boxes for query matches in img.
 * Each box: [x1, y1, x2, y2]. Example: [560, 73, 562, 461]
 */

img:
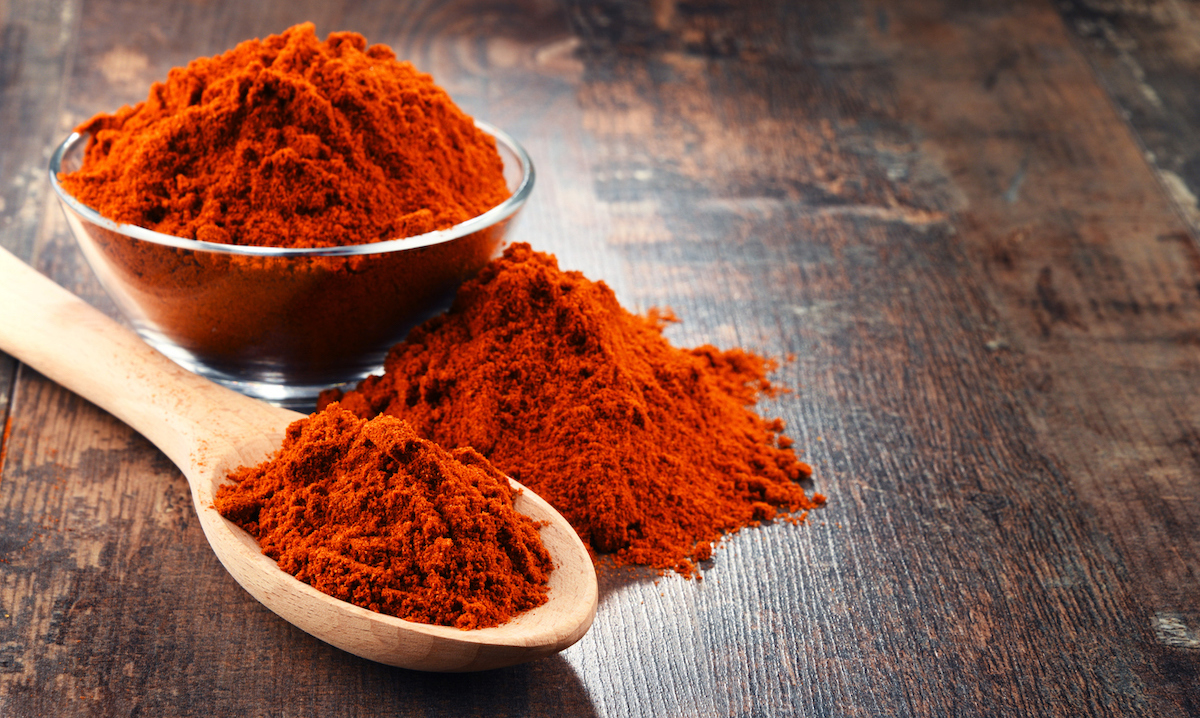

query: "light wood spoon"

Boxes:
[0, 247, 597, 672]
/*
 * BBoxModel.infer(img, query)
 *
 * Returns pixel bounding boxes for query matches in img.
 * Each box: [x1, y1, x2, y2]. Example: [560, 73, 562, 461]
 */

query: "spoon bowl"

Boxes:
[0, 247, 597, 671]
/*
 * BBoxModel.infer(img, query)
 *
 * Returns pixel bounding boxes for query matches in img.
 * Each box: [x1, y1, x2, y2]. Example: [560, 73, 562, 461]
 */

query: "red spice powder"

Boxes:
[59, 22, 509, 248]
[52, 24, 515, 389]
[214, 404, 553, 628]
[322, 243, 825, 577]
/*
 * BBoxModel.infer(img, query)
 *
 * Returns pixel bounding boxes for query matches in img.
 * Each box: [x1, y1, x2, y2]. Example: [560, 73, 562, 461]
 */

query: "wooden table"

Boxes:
[2, 0, 1198, 715]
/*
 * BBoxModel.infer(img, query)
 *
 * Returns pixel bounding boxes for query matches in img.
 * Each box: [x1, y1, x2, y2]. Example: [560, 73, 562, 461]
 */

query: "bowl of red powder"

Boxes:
[47, 24, 533, 407]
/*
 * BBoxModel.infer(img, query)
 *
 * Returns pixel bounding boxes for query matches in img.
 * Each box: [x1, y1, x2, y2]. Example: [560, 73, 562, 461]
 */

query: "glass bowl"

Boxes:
[49, 120, 533, 408]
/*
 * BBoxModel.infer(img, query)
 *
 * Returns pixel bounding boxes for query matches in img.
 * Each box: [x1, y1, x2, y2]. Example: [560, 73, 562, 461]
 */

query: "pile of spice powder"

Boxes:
[213, 403, 553, 629]
[321, 243, 825, 576]
[59, 22, 509, 248]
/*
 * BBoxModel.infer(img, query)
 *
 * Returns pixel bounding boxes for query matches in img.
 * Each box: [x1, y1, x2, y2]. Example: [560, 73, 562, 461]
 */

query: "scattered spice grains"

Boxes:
[321, 243, 825, 577]
[214, 403, 553, 629]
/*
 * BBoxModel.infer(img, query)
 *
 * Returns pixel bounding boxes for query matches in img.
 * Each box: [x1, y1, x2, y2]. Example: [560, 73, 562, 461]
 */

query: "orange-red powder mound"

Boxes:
[322, 243, 825, 576]
[59, 22, 508, 248]
[214, 404, 553, 629]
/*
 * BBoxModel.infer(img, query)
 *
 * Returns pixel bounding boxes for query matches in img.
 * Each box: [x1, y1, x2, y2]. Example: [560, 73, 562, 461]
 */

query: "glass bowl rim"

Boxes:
[47, 119, 535, 258]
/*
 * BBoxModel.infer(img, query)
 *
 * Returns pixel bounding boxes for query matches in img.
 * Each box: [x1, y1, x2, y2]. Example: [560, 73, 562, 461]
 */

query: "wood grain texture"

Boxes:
[1055, 0, 1200, 236]
[0, 0, 1197, 715]
[868, 2, 1200, 711]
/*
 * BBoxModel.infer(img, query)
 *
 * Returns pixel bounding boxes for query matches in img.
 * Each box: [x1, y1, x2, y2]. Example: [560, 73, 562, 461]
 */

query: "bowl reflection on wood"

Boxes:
[48, 120, 533, 408]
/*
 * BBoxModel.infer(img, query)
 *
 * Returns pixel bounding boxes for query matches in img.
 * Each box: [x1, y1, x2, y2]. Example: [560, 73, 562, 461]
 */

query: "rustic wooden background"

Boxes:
[2, 0, 1198, 715]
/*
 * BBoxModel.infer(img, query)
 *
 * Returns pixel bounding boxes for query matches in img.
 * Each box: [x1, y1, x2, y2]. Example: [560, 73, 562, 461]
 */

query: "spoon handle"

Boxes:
[0, 247, 288, 475]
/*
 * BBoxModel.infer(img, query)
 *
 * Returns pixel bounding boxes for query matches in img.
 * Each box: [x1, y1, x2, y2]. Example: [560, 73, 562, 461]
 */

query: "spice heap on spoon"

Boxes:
[214, 403, 556, 631]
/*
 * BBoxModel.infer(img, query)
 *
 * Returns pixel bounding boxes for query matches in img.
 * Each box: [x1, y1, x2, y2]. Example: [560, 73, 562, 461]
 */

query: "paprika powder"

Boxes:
[60, 22, 509, 248]
[214, 403, 553, 629]
[322, 244, 825, 577]
[52, 23, 519, 396]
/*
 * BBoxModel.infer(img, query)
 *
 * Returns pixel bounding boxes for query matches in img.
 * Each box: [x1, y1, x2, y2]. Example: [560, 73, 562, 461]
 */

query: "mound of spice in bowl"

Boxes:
[60, 22, 508, 248]
[322, 244, 826, 577]
[51, 23, 531, 405]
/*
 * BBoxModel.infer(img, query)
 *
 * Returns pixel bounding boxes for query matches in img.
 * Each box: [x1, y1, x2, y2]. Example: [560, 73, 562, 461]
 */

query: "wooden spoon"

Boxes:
[0, 247, 597, 672]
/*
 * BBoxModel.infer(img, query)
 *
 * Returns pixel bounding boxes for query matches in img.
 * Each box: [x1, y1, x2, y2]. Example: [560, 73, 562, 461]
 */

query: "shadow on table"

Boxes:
[586, 469, 825, 602]
[355, 652, 599, 716]
[594, 558, 661, 605]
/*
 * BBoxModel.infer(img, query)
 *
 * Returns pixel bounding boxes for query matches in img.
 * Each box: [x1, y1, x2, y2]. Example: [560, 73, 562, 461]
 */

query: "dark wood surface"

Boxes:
[2, 0, 1198, 715]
